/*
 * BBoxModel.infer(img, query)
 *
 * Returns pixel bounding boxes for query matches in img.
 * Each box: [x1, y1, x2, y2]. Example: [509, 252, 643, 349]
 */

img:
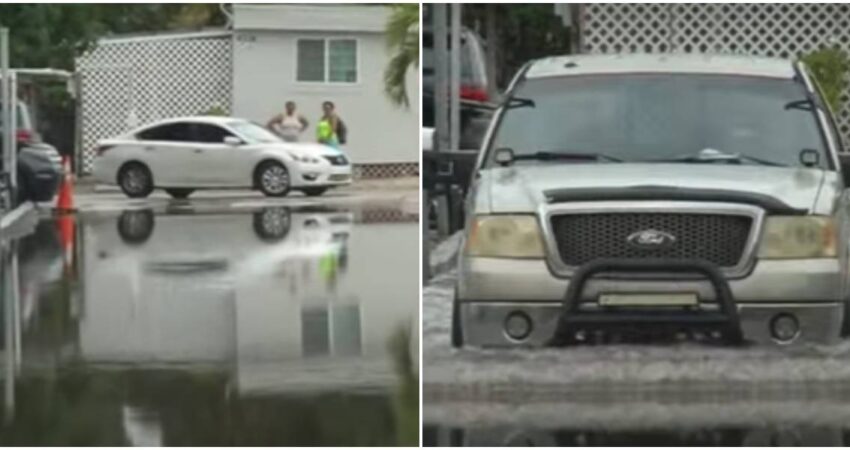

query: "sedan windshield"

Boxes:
[488, 74, 829, 168]
[228, 121, 282, 144]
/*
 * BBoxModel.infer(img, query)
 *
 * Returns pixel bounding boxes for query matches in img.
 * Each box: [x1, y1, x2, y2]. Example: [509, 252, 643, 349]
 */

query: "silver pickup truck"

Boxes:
[454, 53, 850, 347]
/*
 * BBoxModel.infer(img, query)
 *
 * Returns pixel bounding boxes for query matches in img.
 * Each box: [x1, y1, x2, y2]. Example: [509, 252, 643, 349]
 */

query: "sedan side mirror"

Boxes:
[224, 136, 242, 146]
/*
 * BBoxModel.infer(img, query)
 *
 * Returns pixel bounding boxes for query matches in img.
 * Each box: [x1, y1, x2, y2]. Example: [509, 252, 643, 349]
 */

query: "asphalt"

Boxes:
[54, 176, 420, 214]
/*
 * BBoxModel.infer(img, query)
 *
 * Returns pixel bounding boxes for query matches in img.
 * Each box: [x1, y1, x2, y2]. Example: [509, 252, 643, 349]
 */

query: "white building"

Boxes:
[76, 4, 418, 178]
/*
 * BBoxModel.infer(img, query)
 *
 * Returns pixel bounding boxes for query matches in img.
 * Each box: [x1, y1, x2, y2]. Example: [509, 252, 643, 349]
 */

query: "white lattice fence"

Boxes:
[76, 34, 232, 173]
[581, 3, 850, 142]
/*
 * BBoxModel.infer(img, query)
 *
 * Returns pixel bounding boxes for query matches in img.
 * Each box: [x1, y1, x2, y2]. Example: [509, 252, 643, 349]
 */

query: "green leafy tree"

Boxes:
[462, 4, 573, 90]
[0, 4, 225, 70]
[383, 4, 419, 109]
[802, 45, 850, 112]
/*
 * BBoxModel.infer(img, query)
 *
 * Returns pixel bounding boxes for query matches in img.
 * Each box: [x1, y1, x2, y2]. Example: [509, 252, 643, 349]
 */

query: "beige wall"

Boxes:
[231, 5, 419, 164]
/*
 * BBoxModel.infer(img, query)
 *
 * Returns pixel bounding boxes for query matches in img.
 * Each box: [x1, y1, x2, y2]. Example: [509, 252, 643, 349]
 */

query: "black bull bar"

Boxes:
[549, 258, 744, 345]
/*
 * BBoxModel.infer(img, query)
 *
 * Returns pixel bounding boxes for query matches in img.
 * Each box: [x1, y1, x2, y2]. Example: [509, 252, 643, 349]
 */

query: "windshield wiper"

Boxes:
[514, 150, 624, 163]
[502, 96, 535, 110]
[784, 98, 815, 111]
[649, 148, 787, 167]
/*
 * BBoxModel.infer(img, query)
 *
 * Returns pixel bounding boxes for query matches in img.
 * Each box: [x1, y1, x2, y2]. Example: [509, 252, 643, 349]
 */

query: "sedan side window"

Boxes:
[137, 123, 192, 142]
[192, 124, 235, 144]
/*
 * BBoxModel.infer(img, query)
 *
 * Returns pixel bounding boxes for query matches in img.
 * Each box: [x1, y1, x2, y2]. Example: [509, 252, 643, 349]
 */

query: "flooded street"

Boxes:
[423, 270, 850, 446]
[0, 201, 419, 446]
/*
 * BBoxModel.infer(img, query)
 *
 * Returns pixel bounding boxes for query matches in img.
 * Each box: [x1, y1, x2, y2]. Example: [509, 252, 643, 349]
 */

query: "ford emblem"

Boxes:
[626, 229, 676, 250]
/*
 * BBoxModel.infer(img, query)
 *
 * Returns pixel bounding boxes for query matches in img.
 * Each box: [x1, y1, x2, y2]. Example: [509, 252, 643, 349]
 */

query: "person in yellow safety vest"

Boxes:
[319, 247, 339, 289]
[317, 100, 340, 150]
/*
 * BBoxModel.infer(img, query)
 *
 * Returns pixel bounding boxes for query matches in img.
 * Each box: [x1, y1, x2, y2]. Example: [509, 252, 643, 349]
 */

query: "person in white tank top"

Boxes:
[266, 101, 309, 142]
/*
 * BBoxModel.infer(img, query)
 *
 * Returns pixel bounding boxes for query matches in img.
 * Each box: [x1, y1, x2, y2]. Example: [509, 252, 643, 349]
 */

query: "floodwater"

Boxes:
[0, 203, 419, 446]
[423, 270, 850, 446]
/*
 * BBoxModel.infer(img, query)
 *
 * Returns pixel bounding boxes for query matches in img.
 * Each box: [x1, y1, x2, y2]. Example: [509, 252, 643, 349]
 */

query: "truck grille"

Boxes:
[550, 213, 752, 268]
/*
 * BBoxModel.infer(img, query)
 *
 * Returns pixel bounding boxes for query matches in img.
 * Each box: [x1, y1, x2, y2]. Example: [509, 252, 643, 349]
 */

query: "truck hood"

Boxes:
[483, 163, 830, 213]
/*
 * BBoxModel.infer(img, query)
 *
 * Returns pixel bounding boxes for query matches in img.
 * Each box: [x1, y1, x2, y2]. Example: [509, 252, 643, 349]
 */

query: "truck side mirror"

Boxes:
[494, 148, 515, 167]
[839, 153, 850, 187]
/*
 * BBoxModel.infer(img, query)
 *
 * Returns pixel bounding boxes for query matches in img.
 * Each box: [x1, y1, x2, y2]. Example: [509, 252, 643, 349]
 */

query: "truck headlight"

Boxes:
[758, 216, 836, 259]
[464, 215, 545, 258]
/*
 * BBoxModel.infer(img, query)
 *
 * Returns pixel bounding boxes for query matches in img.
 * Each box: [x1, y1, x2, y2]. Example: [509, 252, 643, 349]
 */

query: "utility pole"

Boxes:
[433, 4, 449, 153]
[1, 28, 10, 208]
[449, 4, 461, 152]
[432, 4, 451, 237]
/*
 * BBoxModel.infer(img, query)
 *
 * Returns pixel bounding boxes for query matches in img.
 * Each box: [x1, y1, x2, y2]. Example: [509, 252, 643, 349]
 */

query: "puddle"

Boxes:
[0, 204, 418, 446]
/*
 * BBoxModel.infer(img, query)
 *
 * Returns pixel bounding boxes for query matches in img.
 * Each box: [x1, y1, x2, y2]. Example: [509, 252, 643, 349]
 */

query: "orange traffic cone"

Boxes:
[55, 156, 75, 213]
[57, 212, 75, 275]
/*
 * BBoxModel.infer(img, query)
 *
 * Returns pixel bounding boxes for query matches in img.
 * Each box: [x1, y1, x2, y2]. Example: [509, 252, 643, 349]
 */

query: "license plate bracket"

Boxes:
[598, 293, 698, 306]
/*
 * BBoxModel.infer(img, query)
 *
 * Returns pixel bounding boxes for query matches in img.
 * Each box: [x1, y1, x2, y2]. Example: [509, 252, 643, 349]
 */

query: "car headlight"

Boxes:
[464, 215, 545, 258]
[288, 152, 318, 163]
[758, 216, 836, 259]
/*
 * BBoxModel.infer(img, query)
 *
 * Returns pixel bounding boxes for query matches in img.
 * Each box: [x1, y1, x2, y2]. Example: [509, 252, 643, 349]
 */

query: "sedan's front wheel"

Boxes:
[118, 163, 154, 198]
[256, 161, 291, 197]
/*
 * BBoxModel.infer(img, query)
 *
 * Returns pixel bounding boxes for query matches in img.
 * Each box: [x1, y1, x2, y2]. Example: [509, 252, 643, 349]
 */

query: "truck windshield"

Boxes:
[488, 74, 829, 168]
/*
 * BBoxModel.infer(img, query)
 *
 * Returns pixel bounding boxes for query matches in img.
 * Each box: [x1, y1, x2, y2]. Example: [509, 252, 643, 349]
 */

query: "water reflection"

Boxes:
[0, 205, 419, 445]
[423, 425, 849, 446]
[423, 391, 850, 447]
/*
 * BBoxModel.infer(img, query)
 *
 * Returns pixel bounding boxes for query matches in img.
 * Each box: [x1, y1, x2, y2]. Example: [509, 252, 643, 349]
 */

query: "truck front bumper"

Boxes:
[456, 257, 845, 346]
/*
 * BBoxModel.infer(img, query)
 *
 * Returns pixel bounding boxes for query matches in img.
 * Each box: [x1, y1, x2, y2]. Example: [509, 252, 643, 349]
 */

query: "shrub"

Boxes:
[801, 46, 850, 112]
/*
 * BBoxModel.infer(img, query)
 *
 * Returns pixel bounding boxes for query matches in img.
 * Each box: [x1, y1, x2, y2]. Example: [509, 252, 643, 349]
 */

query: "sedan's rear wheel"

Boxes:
[118, 163, 154, 198]
[256, 161, 290, 197]
[117, 209, 155, 244]
[165, 188, 194, 199]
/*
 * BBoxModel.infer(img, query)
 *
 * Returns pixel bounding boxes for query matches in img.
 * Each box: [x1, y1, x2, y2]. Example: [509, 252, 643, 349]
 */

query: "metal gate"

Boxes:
[76, 32, 232, 173]
[580, 3, 850, 142]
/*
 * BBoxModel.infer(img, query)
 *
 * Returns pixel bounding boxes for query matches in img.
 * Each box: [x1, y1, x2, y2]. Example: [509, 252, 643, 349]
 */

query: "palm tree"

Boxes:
[384, 4, 419, 109]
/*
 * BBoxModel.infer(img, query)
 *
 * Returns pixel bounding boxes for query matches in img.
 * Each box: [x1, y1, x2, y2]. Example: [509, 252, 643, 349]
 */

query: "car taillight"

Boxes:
[460, 84, 489, 102]
[16, 129, 34, 144]
[96, 145, 114, 156]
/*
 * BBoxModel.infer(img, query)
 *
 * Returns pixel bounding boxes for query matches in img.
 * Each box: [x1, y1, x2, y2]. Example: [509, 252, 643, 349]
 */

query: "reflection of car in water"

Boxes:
[116, 207, 295, 245]
[80, 206, 415, 392]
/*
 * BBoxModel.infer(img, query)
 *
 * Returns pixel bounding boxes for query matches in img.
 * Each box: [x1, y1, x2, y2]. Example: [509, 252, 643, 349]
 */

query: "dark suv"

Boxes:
[0, 101, 62, 205]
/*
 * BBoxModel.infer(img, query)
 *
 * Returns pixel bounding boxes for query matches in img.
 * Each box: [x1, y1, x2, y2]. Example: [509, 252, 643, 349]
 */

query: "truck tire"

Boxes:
[451, 288, 464, 348]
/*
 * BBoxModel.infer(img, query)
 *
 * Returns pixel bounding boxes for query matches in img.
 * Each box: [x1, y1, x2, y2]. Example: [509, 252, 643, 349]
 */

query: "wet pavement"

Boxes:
[0, 197, 419, 446]
[423, 269, 850, 446]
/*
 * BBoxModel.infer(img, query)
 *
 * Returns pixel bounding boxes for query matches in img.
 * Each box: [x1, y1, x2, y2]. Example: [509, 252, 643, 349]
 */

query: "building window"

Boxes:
[297, 38, 357, 83]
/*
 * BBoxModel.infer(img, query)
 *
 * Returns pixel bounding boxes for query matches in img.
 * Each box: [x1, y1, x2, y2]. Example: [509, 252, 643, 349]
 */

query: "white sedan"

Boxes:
[92, 116, 352, 198]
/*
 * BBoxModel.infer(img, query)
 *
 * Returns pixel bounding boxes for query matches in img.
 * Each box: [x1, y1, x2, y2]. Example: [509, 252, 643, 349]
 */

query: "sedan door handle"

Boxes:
[194, 149, 203, 154]
[143, 146, 154, 151]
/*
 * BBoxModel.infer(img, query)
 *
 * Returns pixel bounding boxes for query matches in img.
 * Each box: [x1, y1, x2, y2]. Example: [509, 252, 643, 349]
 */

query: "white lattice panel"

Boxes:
[77, 35, 232, 173]
[581, 3, 850, 143]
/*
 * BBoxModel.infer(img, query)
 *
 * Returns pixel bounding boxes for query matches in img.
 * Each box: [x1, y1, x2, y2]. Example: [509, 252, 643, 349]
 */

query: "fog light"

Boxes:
[302, 173, 319, 181]
[504, 311, 533, 341]
[770, 313, 800, 343]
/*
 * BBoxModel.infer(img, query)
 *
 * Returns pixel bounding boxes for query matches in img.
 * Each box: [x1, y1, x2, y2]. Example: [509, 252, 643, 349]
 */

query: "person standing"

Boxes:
[316, 100, 347, 150]
[267, 101, 309, 142]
